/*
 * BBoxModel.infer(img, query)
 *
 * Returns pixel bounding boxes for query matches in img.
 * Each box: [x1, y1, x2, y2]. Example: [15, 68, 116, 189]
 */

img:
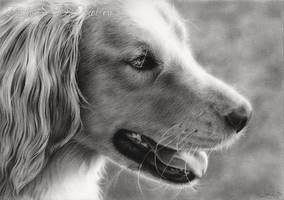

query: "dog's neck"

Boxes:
[22, 142, 107, 200]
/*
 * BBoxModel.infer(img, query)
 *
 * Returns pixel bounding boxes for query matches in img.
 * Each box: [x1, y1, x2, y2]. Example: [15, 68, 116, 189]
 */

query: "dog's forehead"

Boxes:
[123, 0, 186, 45]
[83, 0, 186, 52]
[83, 0, 195, 68]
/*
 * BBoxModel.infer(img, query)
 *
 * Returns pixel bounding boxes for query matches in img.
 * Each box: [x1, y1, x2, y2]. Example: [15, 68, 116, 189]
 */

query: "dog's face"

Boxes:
[77, 0, 252, 185]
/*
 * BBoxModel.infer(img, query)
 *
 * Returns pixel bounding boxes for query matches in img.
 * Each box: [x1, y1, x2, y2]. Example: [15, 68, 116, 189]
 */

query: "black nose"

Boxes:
[225, 105, 252, 133]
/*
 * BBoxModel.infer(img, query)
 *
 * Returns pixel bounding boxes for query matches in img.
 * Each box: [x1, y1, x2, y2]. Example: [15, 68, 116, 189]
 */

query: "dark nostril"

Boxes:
[225, 107, 251, 133]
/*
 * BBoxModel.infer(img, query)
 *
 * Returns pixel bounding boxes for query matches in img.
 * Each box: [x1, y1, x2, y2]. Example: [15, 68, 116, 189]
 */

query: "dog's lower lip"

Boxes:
[113, 129, 208, 183]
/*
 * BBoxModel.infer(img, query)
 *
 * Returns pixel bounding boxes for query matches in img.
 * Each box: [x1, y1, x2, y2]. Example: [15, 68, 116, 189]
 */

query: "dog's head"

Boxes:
[78, 0, 252, 185]
[0, 0, 252, 195]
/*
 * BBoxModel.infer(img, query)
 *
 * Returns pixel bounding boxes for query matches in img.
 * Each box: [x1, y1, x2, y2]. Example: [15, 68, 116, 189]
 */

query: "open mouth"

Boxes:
[113, 129, 208, 184]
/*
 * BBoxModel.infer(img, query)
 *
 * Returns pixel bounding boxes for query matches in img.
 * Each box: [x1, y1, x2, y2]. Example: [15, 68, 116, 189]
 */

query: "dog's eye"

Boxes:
[128, 50, 158, 71]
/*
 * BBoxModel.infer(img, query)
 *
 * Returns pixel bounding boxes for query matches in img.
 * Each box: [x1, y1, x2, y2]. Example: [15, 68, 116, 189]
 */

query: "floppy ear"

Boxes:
[0, 2, 86, 194]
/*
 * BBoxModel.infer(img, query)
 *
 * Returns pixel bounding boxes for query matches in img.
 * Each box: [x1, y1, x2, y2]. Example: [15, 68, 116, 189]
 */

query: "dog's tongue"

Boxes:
[150, 146, 207, 178]
[142, 135, 208, 178]
[157, 150, 208, 178]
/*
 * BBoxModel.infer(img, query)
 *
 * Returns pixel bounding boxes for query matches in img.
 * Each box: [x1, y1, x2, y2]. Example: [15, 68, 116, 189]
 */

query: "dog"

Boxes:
[0, 0, 252, 199]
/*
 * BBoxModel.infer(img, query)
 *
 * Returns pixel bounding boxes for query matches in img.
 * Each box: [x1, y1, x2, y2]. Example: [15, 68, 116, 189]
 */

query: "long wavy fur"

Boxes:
[0, 1, 87, 196]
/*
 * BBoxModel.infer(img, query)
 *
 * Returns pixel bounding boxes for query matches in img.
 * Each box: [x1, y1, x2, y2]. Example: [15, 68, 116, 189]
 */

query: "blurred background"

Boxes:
[0, 0, 283, 200]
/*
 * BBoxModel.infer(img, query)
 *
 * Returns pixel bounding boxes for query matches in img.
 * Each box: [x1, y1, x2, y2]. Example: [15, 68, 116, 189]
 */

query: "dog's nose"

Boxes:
[224, 104, 252, 133]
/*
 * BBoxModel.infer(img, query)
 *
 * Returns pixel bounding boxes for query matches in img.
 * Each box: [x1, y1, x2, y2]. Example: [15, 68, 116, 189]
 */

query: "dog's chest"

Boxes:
[43, 157, 106, 200]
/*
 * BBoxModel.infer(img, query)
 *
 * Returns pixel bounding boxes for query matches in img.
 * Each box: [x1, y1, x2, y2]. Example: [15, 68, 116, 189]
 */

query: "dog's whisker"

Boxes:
[179, 129, 199, 151]
[109, 167, 127, 188]
[159, 153, 176, 180]
[152, 124, 183, 177]
[136, 149, 160, 196]
[156, 123, 181, 146]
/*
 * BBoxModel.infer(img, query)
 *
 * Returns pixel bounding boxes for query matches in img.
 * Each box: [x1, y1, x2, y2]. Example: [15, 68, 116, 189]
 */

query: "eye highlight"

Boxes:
[127, 49, 160, 71]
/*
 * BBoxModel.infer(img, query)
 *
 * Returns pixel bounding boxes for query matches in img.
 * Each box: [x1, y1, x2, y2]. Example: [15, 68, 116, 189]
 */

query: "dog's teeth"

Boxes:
[129, 133, 149, 147]
[131, 133, 141, 141]
[140, 142, 148, 148]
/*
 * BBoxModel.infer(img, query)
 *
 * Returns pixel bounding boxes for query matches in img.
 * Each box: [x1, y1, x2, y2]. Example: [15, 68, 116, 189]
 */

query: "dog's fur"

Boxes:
[0, 0, 252, 200]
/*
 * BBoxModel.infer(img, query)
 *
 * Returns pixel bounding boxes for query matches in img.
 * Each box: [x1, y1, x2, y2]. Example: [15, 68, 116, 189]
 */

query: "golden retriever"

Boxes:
[0, 0, 252, 199]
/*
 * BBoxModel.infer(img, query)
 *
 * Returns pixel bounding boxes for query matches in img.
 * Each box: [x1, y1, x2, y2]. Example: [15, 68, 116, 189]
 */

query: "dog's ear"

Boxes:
[0, 2, 86, 194]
